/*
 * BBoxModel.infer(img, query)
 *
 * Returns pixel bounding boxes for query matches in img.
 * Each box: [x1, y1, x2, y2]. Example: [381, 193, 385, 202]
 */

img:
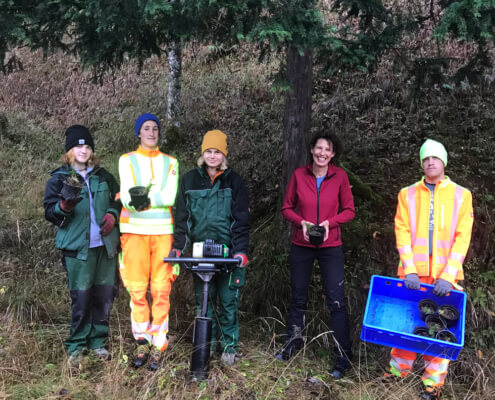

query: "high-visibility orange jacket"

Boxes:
[118, 146, 179, 235]
[395, 177, 473, 284]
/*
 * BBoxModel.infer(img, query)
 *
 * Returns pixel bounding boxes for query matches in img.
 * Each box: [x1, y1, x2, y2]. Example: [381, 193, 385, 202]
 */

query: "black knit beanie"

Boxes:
[65, 125, 95, 152]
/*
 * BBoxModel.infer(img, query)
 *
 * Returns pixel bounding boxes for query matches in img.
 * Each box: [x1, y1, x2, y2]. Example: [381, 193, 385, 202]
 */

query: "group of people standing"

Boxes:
[43, 113, 472, 400]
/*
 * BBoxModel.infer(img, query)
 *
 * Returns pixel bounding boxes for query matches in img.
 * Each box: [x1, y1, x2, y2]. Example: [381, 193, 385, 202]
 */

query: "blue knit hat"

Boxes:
[134, 113, 161, 137]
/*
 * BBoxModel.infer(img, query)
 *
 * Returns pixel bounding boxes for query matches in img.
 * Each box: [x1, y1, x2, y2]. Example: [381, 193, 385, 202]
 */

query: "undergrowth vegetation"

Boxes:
[0, 41, 494, 399]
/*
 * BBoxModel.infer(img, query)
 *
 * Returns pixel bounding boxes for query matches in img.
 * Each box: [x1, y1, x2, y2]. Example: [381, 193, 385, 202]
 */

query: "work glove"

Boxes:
[59, 198, 82, 212]
[129, 198, 150, 212]
[404, 273, 421, 290]
[171, 264, 180, 282]
[100, 213, 116, 236]
[234, 253, 248, 268]
[433, 278, 452, 296]
[168, 249, 181, 259]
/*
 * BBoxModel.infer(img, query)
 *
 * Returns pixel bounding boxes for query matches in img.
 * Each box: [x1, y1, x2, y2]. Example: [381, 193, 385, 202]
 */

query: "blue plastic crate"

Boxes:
[360, 275, 466, 361]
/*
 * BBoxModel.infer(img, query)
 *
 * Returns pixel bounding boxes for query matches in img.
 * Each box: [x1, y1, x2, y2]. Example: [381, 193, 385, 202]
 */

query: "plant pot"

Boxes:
[413, 326, 434, 338]
[129, 186, 149, 209]
[308, 225, 325, 246]
[418, 299, 439, 321]
[438, 305, 460, 327]
[425, 314, 447, 336]
[61, 178, 83, 200]
[436, 330, 457, 343]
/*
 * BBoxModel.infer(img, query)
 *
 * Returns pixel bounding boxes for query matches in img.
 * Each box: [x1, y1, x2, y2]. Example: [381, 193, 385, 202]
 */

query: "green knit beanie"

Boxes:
[419, 139, 447, 167]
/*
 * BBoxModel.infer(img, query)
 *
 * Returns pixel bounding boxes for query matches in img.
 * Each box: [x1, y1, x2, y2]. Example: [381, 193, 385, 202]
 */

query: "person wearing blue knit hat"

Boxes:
[118, 113, 179, 371]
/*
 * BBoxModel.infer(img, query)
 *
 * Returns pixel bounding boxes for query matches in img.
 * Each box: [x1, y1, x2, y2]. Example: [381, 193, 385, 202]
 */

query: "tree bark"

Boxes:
[167, 40, 182, 128]
[283, 46, 313, 189]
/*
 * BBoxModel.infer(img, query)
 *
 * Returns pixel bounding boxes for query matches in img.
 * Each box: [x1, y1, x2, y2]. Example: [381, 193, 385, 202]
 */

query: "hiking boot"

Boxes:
[220, 352, 236, 366]
[68, 349, 84, 368]
[147, 346, 162, 372]
[329, 356, 350, 380]
[381, 372, 401, 384]
[132, 343, 150, 368]
[275, 325, 304, 361]
[421, 386, 441, 400]
[93, 348, 111, 361]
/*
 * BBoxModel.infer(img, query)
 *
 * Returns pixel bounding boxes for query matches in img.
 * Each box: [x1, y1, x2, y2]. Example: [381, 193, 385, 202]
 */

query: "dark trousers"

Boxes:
[64, 246, 117, 355]
[286, 244, 352, 358]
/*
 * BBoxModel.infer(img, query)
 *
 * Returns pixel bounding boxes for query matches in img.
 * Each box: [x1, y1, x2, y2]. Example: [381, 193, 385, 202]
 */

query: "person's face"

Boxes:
[422, 156, 445, 183]
[139, 120, 159, 149]
[73, 144, 92, 165]
[203, 148, 224, 169]
[311, 138, 335, 168]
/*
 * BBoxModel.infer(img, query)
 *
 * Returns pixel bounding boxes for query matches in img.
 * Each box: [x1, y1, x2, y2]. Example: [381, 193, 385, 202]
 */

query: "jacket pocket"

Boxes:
[229, 267, 245, 290]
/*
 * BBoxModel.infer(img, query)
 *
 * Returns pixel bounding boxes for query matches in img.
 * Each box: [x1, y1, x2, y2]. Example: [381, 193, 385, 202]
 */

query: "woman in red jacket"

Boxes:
[277, 132, 355, 379]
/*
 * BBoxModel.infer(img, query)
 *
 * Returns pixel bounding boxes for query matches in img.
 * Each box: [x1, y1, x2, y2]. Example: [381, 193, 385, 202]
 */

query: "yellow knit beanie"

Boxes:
[201, 130, 228, 156]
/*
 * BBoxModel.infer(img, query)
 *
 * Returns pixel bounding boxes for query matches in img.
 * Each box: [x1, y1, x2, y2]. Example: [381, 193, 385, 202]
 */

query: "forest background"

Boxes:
[0, 1, 494, 399]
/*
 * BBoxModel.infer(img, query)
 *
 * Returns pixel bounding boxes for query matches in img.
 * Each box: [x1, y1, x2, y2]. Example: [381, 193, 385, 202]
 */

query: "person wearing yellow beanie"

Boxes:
[171, 129, 249, 366]
[201, 129, 228, 156]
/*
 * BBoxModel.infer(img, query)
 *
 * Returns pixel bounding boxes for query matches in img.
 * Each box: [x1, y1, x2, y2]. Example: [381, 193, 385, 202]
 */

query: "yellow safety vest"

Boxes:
[395, 177, 473, 284]
[118, 146, 179, 235]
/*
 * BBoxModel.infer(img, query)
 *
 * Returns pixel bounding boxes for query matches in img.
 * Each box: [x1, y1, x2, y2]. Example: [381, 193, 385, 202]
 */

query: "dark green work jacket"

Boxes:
[172, 166, 249, 256]
[44, 164, 121, 260]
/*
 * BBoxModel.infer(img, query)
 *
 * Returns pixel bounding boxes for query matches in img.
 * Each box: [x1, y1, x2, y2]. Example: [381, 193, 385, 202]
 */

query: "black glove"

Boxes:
[433, 278, 452, 296]
[404, 273, 421, 290]
[129, 198, 150, 212]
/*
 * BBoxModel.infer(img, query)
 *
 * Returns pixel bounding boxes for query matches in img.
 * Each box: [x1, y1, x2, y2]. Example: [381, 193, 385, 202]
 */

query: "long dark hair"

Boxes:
[309, 131, 343, 163]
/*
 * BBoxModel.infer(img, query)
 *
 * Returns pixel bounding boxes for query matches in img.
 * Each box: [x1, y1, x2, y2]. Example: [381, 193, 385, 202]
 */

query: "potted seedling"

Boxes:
[425, 314, 447, 336]
[435, 329, 457, 343]
[308, 225, 326, 245]
[61, 170, 83, 200]
[413, 326, 434, 338]
[418, 299, 439, 321]
[129, 182, 153, 210]
[438, 305, 460, 327]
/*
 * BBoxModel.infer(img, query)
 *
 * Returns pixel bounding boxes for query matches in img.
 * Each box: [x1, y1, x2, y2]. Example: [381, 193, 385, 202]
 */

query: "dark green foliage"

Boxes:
[436, 0, 495, 44]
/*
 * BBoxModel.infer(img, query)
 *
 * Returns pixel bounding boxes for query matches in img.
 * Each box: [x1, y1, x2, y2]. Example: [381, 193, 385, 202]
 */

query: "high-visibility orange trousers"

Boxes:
[389, 275, 450, 388]
[119, 233, 175, 351]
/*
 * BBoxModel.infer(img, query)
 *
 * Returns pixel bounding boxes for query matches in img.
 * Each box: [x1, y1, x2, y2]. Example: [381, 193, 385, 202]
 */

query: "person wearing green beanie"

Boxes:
[386, 138, 474, 400]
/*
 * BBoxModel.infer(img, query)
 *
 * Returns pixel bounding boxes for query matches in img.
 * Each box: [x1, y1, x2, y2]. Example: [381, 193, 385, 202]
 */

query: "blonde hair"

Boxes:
[61, 148, 99, 167]
[197, 155, 228, 170]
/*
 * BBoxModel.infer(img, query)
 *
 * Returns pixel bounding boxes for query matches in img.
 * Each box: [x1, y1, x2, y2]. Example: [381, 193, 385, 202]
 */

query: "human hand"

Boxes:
[319, 220, 330, 241]
[168, 249, 181, 258]
[129, 198, 150, 211]
[100, 213, 116, 236]
[234, 253, 248, 268]
[301, 220, 313, 242]
[404, 273, 421, 290]
[171, 264, 180, 282]
[60, 198, 82, 212]
[433, 278, 452, 296]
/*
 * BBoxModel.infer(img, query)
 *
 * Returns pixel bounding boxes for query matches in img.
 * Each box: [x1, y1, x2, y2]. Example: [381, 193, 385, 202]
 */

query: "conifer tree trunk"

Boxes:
[167, 40, 182, 128]
[283, 46, 313, 188]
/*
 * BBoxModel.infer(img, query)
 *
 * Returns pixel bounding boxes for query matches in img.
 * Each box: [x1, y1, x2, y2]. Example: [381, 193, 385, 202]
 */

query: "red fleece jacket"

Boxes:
[281, 163, 355, 248]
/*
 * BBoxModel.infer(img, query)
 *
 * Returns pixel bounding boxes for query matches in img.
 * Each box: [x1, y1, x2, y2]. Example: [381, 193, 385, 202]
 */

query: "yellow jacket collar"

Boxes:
[136, 145, 160, 157]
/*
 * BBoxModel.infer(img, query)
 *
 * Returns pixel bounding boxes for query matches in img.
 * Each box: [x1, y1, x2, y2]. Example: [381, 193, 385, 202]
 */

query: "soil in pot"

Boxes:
[438, 305, 460, 327]
[436, 330, 457, 343]
[425, 314, 447, 335]
[308, 225, 325, 246]
[129, 186, 150, 209]
[413, 326, 434, 338]
[61, 175, 83, 200]
[418, 299, 439, 321]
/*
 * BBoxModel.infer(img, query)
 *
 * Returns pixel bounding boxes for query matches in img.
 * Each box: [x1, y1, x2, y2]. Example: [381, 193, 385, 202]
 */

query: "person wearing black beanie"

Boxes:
[65, 125, 95, 152]
[43, 124, 121, 368]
